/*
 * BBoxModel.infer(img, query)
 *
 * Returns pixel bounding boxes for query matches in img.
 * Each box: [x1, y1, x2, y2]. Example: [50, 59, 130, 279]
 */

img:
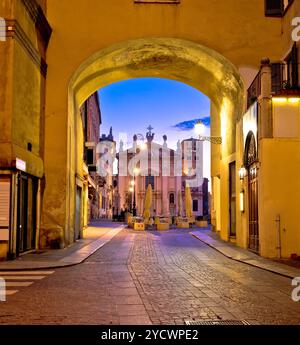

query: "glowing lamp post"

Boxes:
[239, 167, 247, 181]
[133, 167, 140, 216]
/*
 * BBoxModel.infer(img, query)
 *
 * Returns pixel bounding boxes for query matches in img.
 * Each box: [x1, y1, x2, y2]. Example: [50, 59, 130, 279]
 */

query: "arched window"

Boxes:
[169, 193, 175, 205]
[244, 131, 257, 168]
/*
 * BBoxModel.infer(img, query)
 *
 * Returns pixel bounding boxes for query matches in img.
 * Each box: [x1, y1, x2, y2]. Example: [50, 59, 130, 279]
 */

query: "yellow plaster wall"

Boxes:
[260, 139, 300, 258]
[42, 0, 283, 248]
[0, 0, 44, 176]
[0, 34, 13, 167]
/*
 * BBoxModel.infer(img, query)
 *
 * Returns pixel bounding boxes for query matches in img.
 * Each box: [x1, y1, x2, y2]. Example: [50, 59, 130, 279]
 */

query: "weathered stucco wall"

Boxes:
[260, 139, 300, 258]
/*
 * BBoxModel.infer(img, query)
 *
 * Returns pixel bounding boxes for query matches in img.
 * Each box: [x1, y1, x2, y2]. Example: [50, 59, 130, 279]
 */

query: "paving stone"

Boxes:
[1, 227, 300, 325]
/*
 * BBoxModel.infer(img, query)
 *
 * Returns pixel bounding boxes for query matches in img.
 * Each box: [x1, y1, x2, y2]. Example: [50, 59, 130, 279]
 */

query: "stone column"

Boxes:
[162, 176, 169, 216]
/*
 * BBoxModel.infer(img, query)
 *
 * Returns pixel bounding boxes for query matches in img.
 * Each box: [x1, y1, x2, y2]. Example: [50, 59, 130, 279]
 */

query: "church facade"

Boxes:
[117, 128, 206, 219]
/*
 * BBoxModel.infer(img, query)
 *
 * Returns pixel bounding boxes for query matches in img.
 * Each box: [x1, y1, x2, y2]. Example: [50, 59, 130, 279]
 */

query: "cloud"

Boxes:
[172, 117, 211, 131]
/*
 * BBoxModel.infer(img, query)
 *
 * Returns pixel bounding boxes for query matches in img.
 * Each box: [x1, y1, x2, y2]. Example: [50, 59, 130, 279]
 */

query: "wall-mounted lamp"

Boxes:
[272, 97, 300, 104]
[240, 190, 245, 213]
[239, 167, 247, 181]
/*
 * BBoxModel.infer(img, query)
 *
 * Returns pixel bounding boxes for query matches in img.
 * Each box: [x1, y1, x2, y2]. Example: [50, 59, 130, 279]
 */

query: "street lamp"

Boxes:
[194, 120, 223, 145]
[129, 186, 134, 213]
[140, 142, 147, 150]
[239, 167, 247, 181]
[133, 168, 140, 216]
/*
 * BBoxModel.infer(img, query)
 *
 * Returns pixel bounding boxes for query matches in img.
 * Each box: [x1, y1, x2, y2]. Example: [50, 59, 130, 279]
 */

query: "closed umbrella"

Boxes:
[178, 190, 183, 217]
[185, 184, 193, 218]
[143, 184, 153, 220]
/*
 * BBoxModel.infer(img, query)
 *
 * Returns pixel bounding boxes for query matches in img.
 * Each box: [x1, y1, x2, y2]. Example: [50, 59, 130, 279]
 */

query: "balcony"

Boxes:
[270, 63, 300, 96]
[247, 62, 300, 108]
[247, 71, 261, 109]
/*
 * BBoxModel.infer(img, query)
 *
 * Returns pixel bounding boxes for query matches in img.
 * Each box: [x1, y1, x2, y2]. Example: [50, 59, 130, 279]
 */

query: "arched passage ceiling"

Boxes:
[70, 38, 244, 112]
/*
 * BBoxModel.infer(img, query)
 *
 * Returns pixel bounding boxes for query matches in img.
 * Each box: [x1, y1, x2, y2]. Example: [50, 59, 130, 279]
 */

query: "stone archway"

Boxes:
[42, 37, 244, 247]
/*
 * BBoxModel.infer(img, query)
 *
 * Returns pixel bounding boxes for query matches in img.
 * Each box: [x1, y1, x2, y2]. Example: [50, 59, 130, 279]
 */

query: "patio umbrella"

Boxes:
[185, 184, 193, 218]
[143, 184, 152, 219]
[178, 190, 183, 217]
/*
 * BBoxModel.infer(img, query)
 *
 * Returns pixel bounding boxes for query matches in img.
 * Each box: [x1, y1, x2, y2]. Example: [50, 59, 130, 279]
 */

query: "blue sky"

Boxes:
[98, 78, 211, 178]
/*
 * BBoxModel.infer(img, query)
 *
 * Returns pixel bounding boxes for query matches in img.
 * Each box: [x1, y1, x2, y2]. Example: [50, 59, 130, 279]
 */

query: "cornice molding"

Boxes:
[21, 0, 52, 48]
[6, 19, 47, 77]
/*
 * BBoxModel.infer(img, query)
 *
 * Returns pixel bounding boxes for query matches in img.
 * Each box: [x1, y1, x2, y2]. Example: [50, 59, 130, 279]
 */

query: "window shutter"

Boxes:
[265, 0, 284, 17]
[0, 180, 10, 241]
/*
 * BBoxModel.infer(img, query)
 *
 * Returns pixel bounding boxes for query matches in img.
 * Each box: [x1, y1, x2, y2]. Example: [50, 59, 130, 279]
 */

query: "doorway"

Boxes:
[245, 132, 259, 253]
[229, 162, 236, 237]
[248, 163, 259, 253]
[17, 174, 37, 255]
[75, 186, 82, 241]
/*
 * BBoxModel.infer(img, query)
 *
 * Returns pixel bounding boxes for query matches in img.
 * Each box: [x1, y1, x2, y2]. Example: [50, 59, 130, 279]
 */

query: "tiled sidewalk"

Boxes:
[0, 222, 125, 271]
[191, 229, 300, 279]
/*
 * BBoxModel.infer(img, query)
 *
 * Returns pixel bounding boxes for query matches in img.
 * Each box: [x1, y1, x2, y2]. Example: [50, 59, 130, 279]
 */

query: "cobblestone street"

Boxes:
[1, 226, 300, 325]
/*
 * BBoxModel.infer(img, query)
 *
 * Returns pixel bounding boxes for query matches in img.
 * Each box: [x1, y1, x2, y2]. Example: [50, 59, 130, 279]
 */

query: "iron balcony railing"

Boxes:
[247, 71, 261, 109]
[247, 63, 300, 108]
[270, 62, 300, 95]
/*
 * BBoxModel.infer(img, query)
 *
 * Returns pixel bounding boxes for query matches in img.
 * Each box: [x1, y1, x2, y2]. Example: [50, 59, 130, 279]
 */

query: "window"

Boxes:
[271, 44, 299, 93]
[265, 0, 284, 17]
[86, 148, 94, 165]
[193, 200, 198, 212]
[271, 63, 284, 94]
[169, 193, 175, 205]
[145, 176, 155, 190]
[285, 44, 299, 89]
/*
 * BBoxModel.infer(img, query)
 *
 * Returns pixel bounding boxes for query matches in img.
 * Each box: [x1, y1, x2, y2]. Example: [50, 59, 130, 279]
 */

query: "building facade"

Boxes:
[118, 129, 206, 218]
[80, 92, 102, 231]
[97, 128, 117, 220]
[230, 0, 300, 258]
[0, 0, 51, 258]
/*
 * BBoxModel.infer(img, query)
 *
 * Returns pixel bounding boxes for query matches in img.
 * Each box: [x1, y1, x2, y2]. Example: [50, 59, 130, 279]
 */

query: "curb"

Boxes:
[191, 233, 297, 280]
[0, 226, 124, 272]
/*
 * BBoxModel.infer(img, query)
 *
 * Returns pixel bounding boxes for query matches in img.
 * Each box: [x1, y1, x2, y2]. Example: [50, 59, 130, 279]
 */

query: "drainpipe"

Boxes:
[275, 214, 281, 259]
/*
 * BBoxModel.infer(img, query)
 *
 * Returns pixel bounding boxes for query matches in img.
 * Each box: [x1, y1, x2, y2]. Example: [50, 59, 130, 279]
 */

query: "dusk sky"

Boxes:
[98, 78, 211, 179]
